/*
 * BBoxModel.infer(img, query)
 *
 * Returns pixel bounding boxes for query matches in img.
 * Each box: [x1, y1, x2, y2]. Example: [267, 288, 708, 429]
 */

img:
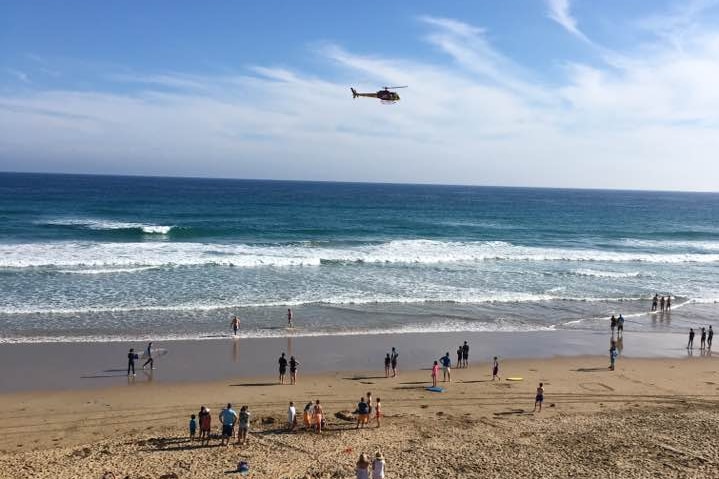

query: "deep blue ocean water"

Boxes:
[1, 172, 718, 342]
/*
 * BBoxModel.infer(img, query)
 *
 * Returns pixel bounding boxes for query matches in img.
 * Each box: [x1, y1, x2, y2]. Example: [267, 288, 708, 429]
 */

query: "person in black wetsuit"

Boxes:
[390, 347, 399, 377]
[142, 341, 154, 370]
[127, 348, 137, 376]
[462, 341, 469, 368]
[278, 352, 288, 384]
[688, 328, 695, 349]
[289, 355, 300, 385]
[456, 345, 463, 369]
[384, 353, 391, 377]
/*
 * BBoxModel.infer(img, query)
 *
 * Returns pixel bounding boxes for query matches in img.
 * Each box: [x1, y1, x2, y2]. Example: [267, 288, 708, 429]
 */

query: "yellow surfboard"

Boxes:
[506, 377, 523, 381]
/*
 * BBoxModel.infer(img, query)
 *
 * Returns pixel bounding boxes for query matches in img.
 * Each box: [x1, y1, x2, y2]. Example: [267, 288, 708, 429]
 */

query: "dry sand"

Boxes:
[1, 355, 718, 478]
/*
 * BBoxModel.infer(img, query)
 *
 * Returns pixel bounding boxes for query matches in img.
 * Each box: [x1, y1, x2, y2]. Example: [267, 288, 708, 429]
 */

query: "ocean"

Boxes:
[1, 172, 717, 343]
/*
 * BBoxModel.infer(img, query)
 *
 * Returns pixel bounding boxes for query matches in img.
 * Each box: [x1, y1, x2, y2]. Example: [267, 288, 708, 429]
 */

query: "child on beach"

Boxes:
[199, 406, 211, 445]
[375, 397, 382, 428]
[189, 414, 197, 440]
[287, 401, 297, 431]
[237, 405, 250, 445]
[372, 451, 386, 479]
[431, 360, 439, 387]
[609, 343, 618, 371]
[303, 402, 313, 430]
[492, 356, 501, 381]
[313, 400, 324, 434]
[366, 392, 373, 417]
[384, 353, 391, 378]
[533, 383, 544, 412]
[356, 453, 371, 479]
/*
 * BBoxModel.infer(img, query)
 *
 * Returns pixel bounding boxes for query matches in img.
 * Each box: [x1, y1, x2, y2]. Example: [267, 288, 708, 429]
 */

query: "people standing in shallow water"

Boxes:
[708, 326, 714, 349]
[289, 356, 300, 385]
[617, 314, 624, 337]
[287, 308, 293, 328]
[610, 315, 617, 335]
[700, 328, 707, 350]
[660, 296, 666, 312]
[688, 328, 695, 349]
[462, 341, 469, 368]
[666, 295, 671, 310]
[651, 294, 658, 311]
[230, 315, 240, 336]
[278, 352, 288, 384]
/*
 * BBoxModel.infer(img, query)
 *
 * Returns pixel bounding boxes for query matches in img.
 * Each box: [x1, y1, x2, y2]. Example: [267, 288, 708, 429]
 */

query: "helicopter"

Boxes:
[350, 86, 407, 103]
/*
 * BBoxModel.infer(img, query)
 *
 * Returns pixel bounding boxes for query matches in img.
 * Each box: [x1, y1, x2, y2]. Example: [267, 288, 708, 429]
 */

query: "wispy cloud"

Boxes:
[6, 69, 30, 83]
[545, 0, 591, 43]
[1, 10, 719, 191]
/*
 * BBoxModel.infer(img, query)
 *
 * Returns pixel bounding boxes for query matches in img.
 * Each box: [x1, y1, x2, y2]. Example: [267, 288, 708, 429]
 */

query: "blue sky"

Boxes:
[2, 0, 719, 190]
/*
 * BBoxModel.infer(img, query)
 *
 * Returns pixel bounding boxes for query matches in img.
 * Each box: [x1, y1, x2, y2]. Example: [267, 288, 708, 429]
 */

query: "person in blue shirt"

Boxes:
[609, 343, 618, 371]
[189, 414, 197, 440]
[219, 403, 238, 446]
[440, 352, 452, 382]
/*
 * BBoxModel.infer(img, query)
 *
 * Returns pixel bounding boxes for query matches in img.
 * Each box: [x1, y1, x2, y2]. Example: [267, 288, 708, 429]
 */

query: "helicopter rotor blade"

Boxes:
[383, 85, 408, 90]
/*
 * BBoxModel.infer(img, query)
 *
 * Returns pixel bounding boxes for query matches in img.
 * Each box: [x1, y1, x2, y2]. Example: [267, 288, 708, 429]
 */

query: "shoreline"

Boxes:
[0, 329, 708, 394]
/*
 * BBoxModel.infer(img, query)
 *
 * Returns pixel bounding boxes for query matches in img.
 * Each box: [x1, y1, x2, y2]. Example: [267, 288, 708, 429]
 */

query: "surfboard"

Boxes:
[140, 348, 168, 359]
[426, 386, 445, 392]
[506, 377, 523, 381]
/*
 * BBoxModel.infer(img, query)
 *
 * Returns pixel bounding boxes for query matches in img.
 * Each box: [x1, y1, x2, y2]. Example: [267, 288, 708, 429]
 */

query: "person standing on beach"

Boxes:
[533, 383, 544, 412]
[142, 341, 154, 370]
[700, 327, 707, 350]
[384, 353, 391, 377]
[708, 326, 714, 349]
[666, 295, 672, 310]
[610, 315, 617, 335]
[289, 356, 300, 385]
[356, 397, 369, 429]
[492, 356, 501, 381]
[313, 400, 324, 433]
[189, 414, 197, 440]
[651, 294, 658, 311]
[198, 406, 211, 445]
[462, 341, 469, 368]
[237, 405, 250, 445]
[375, 397, 382, 428]
[303, 402, 313, 430]
[390, 347, 398, 377]
[356, 452, 371, 479]
[278, 352, 288, 384]
[660, 296, 666, 312]
[372, 451, 385, 479]
[456, 345, 463, 369]
[287, 401, 297, 431]
[230, 315, 240, 336]
[127, 348, 137, 376]
[440, 352, 452, 382]
[287, 308, 293, 328]
[617, 314, 624, 337]
[688, 328, 695, 349]
[431, 360, 439, 387]
[219, 403, 238, 446]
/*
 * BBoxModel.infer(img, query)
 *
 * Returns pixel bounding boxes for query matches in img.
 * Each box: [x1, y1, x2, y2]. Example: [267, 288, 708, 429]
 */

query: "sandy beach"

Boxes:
[2, 351, 718, 478]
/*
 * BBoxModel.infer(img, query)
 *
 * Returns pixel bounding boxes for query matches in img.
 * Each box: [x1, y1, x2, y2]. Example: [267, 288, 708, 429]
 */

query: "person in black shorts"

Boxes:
[456, 345, 463, 369]
[390, 347, 398, 377]
[462, 341, 469, 368]
[289, 355, 300, 385]
[384, 353, 391, 377]
[278, 352, 288, 384]
[708, 326, 714, 349]
[127, 348, 137, 376]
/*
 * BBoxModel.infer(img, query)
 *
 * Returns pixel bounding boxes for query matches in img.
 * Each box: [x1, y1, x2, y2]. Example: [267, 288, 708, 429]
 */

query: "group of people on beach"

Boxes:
[687, 326, 713, 350]
[190, 403, 251, 446]
[277, 352, 301, 384]
[230, 309, 295, 337]
[651, 294, 672, 312]
[126, 342, 155, 376]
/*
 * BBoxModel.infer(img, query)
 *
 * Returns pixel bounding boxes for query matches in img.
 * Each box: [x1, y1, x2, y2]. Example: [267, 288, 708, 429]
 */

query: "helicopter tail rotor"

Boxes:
[350, 87, 358, 98]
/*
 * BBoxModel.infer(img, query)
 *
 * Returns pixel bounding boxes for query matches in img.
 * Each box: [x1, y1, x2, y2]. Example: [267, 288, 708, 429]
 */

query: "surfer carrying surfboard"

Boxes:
[142, 342, 154, 370]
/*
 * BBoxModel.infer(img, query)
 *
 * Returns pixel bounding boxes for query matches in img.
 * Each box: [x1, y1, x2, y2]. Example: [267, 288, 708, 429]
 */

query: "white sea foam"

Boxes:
[1, 239, 719, 269]
[617, 238, 719, 252]
[41, 218, 173, 235]
[572, 269, 643, 279]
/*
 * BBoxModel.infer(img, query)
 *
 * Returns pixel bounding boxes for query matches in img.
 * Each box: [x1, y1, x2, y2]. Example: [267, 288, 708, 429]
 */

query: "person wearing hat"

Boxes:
[372, 451, 385, 479]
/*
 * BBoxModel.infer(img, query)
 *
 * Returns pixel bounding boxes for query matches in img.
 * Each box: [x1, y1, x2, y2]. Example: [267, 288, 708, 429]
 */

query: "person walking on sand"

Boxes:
[462, 341, 469, 368]
[289, 355, 300, 385]
[390, 347, 399, 377]
[313, 400, 324, 433]
[287, 308, 293, 328]
[700, 327, 707, 350]
[651, 294, 658, 311]
[440, 352, 452, 382]
[533, 383, 544, 412]
[237, 405, 250, 445]
[375, 397, 382, 428]
[708, 326, 714, 349]
[431, 360, 439, 387]
[278, 352, 288, 384]
[230, 315, 240, 336]
[456, 345, 463, 369]
[127, 348, 137, 376]
[142, 341, 154, 370]
[372, 451, 386, 479]
[356, 452, 371, 479]
[688, 328, 695, 349]
[609, 343, 618, 371]
[492, 356, 501, 381]
[384, 353, 391, 378]
[287, 401, 297, 431]
[219, 403, 238, 446]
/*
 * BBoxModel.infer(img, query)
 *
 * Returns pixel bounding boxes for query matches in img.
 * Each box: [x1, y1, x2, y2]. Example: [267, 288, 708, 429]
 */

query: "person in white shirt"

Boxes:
[287, 401, 297, 431]
[372, 451, 385, 479]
